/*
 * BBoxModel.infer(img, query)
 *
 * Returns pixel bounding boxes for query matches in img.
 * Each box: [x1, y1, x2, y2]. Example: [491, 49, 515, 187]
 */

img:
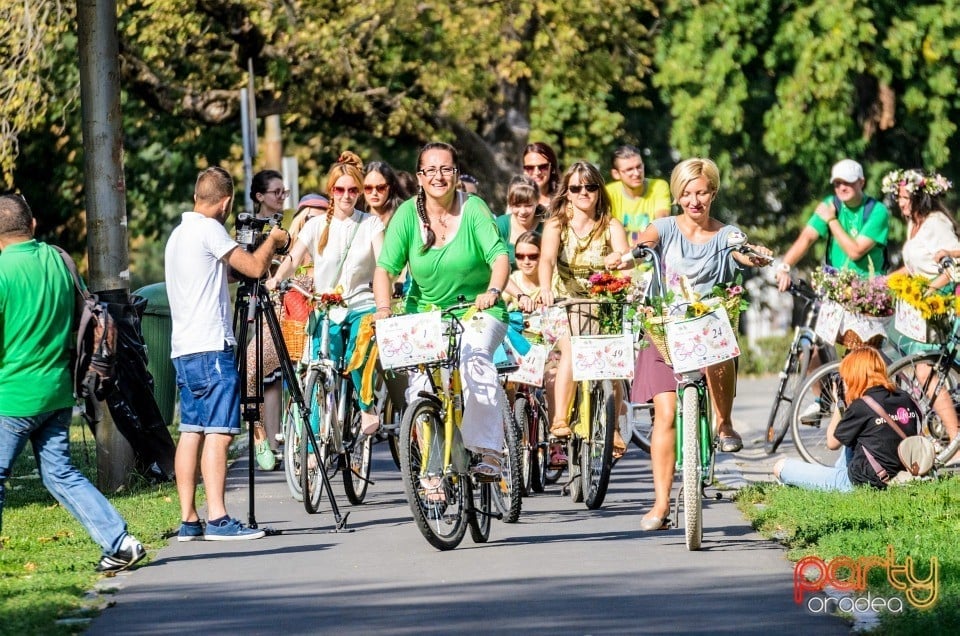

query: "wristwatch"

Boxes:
[487, 287, 502, 297]
[777, 262, 791, 274]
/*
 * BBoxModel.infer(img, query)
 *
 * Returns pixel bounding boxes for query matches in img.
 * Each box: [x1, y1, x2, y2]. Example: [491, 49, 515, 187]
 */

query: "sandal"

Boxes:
[549, 421, 572, 440]
[420, 476, 446, 503]
[612, 429, 627, 461]
[471, 450, 503, 482]
[548, 443, 568, 469]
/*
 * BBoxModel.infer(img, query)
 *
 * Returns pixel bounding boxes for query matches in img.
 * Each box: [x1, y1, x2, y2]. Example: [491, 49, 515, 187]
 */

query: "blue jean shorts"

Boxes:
[173, 348, 241, 435]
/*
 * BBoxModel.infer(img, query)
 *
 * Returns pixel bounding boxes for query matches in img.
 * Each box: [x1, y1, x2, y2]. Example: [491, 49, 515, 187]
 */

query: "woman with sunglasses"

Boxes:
[245, 170, 290, 470]
[373, 141, 510, 479]
[522, 142, 561, 208]
[539, 161, 631, 450]
[363, 161, 406, 227]
[630, 158, 770, 531]
[268, 152, 385, 435]
[504, 230, 543, 309]
[496, 175, 544, 269]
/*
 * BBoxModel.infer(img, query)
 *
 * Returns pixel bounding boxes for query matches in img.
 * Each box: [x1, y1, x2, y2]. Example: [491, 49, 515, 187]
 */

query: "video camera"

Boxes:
[236, 212, 285, 253]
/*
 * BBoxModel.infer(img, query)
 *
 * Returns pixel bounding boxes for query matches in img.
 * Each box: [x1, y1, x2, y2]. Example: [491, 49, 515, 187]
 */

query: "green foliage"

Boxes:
[738, 476, 960, 633]
[738, 333, 793, 376]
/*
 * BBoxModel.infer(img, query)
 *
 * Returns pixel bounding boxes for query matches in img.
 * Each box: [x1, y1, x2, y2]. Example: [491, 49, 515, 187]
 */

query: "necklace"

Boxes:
[437, 212, 449, 241]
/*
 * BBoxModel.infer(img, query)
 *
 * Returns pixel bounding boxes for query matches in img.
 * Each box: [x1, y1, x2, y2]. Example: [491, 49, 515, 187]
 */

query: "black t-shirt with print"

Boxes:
[832, 386, 921, 489]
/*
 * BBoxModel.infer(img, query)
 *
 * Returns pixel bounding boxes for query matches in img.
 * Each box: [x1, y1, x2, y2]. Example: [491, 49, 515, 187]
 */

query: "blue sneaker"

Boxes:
[204, 517, 265, 541]
[177, 520, 205, 542]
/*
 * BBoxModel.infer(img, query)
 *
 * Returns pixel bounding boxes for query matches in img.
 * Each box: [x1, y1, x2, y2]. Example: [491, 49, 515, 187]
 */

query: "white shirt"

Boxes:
[903, 212, 960, 279]
[165, 212, 239, 357]
[297, 209, 384, 311]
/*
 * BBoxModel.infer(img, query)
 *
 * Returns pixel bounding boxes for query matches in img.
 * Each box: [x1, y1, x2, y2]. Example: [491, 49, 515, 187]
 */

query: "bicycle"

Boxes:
[512, 382, 549, 494]
[493, 359, 524, 524]
[628, 231, 764, 550]
[384, 301, 506, 550]
[556, 298, 631, 510]
[763, 279, 838, 454]
[280, 282, 379, 512]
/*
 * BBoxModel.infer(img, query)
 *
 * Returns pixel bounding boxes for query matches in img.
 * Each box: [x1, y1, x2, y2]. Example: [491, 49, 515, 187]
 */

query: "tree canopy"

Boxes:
[4, 0, 960, 283]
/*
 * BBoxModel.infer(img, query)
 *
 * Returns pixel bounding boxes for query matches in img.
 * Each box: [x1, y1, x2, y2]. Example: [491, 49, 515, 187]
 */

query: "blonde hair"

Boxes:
[318, 151, 364, 255]
[669, 158, 720, 203]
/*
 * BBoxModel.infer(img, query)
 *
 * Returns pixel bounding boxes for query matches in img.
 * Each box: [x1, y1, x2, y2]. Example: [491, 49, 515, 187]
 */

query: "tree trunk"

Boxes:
[76, 0, 136, 492]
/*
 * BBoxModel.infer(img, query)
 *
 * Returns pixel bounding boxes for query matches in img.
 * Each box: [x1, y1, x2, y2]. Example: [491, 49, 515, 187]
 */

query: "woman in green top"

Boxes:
[373, 142, 510, 478]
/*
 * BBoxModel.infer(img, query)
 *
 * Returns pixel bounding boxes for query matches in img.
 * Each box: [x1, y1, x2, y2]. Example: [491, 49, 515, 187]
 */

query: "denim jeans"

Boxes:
[778, 446, 854, 492]
[0, 407, 128, 555]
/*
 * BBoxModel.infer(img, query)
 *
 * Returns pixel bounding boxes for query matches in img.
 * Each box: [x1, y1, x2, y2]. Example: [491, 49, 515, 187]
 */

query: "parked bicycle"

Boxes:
[763, 279, 838, 454]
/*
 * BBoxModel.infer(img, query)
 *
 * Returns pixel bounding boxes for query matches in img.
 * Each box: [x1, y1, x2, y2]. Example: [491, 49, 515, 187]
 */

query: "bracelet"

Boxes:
[777, 262, 791, 274]
[376, 305, 391, 311]
[517, 292, 529, 299]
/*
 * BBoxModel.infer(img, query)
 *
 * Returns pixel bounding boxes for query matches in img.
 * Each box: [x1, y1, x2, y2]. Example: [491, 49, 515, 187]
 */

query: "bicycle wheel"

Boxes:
[567, 436, 584, 503]
[301, 369, 326, 514]
[283, 393, 305, 502]
[467, 479, 492, 543]
[680, 383, 702, 551]
[514, 394, 533, 496]
[530, 396, 549, 493]
[764, 338, 815, 454]
[399, 398, 467, 550]
[888, 352, 960, 463]
[493, 392, 523, 523]
[790, 361, 844, 467]
[381, 393, 404, 471]
[582, 379, 616, 510]
[343, 408, 372, 505]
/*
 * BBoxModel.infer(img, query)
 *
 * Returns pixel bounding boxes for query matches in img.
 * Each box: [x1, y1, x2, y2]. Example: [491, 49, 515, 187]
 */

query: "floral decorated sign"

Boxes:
[895, 301, 928, 343]
[540, 306, 570, 344]
[571, 334, 635, 381]
[664, 306, 740, 374]
[815, 301, 844, 344]
[506, 343, 549, 386]
[376, 311, 446, 369]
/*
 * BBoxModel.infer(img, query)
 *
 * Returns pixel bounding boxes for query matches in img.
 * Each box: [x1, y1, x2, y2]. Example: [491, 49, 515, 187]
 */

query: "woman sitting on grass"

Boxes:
[773, 347, 922, 492]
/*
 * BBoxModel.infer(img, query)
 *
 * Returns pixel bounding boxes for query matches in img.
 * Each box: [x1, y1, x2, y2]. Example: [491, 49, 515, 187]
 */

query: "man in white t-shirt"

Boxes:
[165, 166, 287, 542]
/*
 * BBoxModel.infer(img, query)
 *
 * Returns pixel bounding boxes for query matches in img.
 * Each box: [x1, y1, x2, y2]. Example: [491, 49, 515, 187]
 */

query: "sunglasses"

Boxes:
[332, 186, 360, 197]
[364, 184, 389, 195]
[523, 162, 550, 174]
[568, 184, 600, 194]
[515, 252, 540, 261]
[267, 188, 290, 198]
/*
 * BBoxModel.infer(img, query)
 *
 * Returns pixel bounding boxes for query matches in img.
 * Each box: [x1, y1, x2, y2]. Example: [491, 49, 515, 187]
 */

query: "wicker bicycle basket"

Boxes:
[280, 318, 308, 360]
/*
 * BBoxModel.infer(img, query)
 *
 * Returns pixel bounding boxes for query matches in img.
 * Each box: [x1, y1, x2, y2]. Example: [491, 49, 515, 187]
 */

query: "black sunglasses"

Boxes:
[568, 184, 600, 194]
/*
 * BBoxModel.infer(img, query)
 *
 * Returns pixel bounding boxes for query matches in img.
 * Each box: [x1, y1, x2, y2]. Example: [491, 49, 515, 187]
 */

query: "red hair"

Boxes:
[839, 347, 895, 402]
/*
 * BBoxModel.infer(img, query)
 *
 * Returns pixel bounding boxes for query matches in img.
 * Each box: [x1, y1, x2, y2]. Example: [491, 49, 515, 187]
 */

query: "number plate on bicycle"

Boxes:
[376, 311, 446, 369]
[571, 334, 635, 381]
[506, 343, 549, 386]
[894, 301, 928, 342]
[665, 306, 739, 373]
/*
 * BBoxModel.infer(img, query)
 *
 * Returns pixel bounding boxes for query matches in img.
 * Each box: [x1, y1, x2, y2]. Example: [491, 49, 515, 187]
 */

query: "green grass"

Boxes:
[0, 421, 184, 635]
[737, 476, 960, 634]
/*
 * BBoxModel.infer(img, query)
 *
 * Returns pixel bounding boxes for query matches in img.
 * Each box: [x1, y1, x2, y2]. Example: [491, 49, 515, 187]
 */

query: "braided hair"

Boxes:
[414, 141, 459, 254]
[318, 151, 364, 256]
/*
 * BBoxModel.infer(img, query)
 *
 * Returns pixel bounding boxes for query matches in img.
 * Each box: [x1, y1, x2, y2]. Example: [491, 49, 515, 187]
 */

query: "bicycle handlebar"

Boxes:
[279, 280, 372, 304]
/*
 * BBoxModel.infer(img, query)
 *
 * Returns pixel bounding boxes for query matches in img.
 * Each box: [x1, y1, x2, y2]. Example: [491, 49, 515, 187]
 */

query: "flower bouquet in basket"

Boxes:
[587, 271, 635, 335]
[812, 266, 894, 347]
[888, 272, 959, 341]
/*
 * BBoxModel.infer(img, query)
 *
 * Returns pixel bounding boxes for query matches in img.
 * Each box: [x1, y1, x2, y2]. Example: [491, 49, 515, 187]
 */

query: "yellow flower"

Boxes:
[690, 301, 709, 317]
[926, 295, 947, 316]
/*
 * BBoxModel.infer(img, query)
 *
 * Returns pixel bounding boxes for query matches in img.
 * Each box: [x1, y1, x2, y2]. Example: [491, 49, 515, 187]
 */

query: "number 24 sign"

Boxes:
[665, 307, 740, 374]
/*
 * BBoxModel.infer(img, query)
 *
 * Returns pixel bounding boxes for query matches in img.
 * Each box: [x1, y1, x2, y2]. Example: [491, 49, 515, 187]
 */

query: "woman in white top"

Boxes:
[269, 152, 385, 432]
[884, 168, 959, 445]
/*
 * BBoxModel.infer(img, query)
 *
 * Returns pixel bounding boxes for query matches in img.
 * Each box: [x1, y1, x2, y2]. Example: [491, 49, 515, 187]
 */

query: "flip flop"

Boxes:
[470, 451, 503, 483]
[420, 476, 446, 503]
[612, 429, 627, 461]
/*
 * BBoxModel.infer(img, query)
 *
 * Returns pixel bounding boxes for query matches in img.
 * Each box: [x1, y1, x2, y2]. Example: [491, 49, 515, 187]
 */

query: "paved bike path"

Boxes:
[88, 376, 848, 635]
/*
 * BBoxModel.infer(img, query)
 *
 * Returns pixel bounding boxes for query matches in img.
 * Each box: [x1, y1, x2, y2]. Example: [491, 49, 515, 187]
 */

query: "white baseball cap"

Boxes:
[830, 159, 864, 183]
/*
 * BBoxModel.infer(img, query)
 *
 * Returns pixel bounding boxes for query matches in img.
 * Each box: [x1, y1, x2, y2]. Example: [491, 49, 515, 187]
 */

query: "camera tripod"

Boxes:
[233, 275, 350, 532]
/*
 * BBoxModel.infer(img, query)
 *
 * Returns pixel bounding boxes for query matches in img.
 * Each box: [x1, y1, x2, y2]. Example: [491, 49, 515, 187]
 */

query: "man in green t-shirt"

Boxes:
[604, 145, 671, 246]
[776, 158, 890, 291]
[0, 194, 145, 572]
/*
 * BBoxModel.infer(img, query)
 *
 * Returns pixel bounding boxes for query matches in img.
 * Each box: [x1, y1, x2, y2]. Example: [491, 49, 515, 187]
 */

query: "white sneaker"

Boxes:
[799, 400, 823, 425]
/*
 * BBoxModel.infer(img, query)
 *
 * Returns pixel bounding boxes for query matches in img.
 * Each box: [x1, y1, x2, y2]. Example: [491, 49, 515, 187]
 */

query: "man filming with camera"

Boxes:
[165, 166, 288, 541]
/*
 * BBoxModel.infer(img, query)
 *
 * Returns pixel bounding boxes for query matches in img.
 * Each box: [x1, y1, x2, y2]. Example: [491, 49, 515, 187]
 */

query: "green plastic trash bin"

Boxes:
[135, 283, 176, 426]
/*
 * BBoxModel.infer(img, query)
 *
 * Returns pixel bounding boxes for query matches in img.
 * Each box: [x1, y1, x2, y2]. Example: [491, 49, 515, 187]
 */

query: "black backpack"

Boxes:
[53, 247, 118, 413]
[825, 195, 888, 272]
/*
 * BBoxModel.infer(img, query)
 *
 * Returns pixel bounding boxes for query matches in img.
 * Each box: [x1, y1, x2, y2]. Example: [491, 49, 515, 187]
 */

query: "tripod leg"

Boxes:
[260, 286, 350, 530]
[233, 282, 263, 528]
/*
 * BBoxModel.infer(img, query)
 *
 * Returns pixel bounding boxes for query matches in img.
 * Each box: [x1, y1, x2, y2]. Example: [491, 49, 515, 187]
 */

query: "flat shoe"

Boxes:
[640, 514, 670, 531]
[717, 435, 743, 453]
[255, 439, 276, 471]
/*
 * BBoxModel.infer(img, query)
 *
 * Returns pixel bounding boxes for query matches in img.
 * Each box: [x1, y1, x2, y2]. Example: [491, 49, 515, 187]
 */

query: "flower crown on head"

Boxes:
[881, 169, 953, 197]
